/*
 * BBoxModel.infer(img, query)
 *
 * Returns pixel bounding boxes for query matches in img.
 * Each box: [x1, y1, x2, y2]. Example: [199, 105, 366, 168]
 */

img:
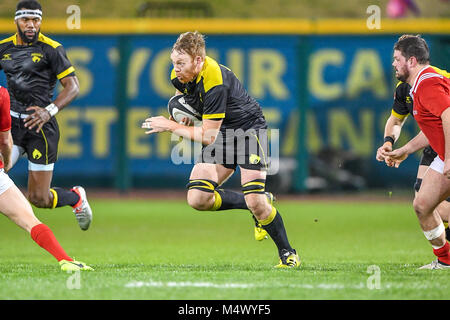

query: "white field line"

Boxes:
[125, 281, 362, 290]
[124, 280, 448, 290]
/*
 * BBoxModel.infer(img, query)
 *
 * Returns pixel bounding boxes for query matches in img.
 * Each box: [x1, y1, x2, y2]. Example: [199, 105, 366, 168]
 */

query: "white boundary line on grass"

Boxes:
[124, 280, 367, 290]
[124, 280, 448, 290]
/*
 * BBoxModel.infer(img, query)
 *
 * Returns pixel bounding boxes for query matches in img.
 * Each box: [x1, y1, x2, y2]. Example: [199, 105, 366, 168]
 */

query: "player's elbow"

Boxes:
[71, 80, 80, 98]
[201, 126, 220, 146]
[64, 76, 80, 99]
[202, 135, 217, 146]
[0, 137, 9, 147]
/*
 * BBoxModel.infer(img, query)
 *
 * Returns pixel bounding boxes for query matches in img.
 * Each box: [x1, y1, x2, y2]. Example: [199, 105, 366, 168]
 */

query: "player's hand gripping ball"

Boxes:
[168, 95, 202, 126]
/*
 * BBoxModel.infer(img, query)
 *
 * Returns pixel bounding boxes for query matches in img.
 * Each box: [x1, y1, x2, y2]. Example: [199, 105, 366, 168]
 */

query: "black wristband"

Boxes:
[384, 136, 395, 145]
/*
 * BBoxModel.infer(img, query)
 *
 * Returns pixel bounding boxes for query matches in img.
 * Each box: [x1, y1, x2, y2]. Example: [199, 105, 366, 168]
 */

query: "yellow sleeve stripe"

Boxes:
[57, 66, 75, 79]
[203, 113, 225, 120]
[391, 109, 408, 120]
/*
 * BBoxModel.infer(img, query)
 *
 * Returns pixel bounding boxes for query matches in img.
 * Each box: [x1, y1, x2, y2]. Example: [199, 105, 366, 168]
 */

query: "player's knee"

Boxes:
[242, 179, 269, 218]
[187, 190, 214, 211]
[413, 196, 431, 218]
[186, 179, 217, 211]
[245, 195, 269, 218]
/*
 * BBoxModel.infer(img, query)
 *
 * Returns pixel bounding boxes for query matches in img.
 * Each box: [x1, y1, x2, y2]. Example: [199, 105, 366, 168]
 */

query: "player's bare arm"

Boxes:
[376, 114, 407, 162]
[53, 75, 80, 111]
[385, 114, 407, 144]
[143, 117, 222, 146]
[0, 130, 13, 172]
[384, 130, 429, 167]
[24, 75, 80, 133]
[441, 108, 450, 179]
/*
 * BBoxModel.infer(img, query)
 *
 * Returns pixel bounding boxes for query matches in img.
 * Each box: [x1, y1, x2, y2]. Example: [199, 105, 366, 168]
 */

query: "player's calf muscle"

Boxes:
[27, 191, 53, 208]
[245, 195, 270, 219]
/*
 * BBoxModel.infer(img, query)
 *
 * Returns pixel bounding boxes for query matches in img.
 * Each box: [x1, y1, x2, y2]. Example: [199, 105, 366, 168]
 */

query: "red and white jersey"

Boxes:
[0, 86, 11, 169]
[410, 66, 450, 161]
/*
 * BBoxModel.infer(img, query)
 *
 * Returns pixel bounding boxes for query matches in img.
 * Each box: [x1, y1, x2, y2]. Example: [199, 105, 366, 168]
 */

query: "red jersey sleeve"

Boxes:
[0, 87, 11, 132]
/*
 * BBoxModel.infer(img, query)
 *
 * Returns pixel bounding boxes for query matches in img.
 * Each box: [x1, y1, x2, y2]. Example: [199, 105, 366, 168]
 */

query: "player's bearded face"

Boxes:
[16, 17, 41, 44]
[392, 50, 409, 82]
[171, 50, 202, 83]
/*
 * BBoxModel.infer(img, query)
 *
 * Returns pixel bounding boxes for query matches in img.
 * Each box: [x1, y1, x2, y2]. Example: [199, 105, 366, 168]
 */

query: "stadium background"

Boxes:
[0, 0, 449, 194]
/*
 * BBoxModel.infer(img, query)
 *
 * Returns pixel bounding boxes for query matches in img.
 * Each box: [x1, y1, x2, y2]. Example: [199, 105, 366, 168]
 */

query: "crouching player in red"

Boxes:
[384, 35, 450, 269]
[0, 86, 93, 271]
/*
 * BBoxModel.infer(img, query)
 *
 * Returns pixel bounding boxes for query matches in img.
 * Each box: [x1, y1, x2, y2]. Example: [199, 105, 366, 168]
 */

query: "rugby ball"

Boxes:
[168, 95, 202, 126]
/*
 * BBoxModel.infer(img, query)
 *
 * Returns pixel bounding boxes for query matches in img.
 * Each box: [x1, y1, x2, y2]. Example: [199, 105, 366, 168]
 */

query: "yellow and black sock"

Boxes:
[187, 179, 248, 211]
[50, 187, 80, 209]
[212, 189, 248, 211]
[259, 207, 293, 255]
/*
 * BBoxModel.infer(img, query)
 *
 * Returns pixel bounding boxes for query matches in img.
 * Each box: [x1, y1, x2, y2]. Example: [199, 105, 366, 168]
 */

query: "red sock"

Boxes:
[433, 242, 450, 265]
[70, 188, 82, 208]
[30, 224, 73, 262]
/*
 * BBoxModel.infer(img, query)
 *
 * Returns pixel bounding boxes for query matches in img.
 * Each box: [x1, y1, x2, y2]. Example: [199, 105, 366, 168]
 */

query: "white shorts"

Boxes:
[429, 156, 444, 174]
[0, 169, 14, 196]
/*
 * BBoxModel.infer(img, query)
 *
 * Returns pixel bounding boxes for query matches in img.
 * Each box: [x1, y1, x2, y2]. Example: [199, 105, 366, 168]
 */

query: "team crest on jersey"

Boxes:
[31, 53, 43, 63]
[1, 54, 11, 61]
[32, 148, 42, 160]
[406, 96, 412, 104]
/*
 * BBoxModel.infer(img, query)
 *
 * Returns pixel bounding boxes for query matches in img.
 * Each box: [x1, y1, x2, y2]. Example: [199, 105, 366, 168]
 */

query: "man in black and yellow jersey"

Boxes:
[376, 59, 450, 241]
[143, 31, 300, 268]
[0, 1, 92, 230]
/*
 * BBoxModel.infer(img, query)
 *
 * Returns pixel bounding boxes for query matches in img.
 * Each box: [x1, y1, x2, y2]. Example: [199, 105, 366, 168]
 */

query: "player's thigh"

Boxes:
[414, 165, 429, 196]
[415, 168, 450, 215]
[435, 200, 450, 222]
[188, 163, 234, 203]
[415, 147, 437, 192]
[0, 178, 40, 232]
[24, 118, 59, 166]
[240, 167, 267, 185]
[416, 165, 429, 180]
[189, 163, 234, 183]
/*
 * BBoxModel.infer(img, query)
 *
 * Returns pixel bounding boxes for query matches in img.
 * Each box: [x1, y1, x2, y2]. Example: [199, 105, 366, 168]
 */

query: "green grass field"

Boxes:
[0, 196, 448, 300]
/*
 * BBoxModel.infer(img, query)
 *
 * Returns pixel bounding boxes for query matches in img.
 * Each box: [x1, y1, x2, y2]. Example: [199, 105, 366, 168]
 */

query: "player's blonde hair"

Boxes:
[172, 31, 206, 59]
